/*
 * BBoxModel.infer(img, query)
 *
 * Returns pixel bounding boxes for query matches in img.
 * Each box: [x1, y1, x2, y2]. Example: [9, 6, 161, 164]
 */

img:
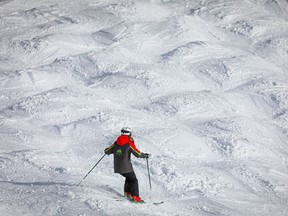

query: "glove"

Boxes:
[141, 153, 150, 158]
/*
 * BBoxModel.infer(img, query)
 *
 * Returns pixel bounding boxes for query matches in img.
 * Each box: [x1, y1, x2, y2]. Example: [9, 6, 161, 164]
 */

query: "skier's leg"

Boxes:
[121, 172, 143, 202]
[124, 176, 130, 193]
[120, 173, 131, 195]
[121, 172, 139, 196]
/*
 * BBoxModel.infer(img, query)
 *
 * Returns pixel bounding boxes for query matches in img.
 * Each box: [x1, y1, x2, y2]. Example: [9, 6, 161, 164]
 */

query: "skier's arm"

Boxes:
[104, 142, 115, 155]
[130, 142, 149, 158]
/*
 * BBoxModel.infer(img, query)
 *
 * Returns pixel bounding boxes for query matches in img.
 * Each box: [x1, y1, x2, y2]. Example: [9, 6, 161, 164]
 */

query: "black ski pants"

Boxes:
[120, 171, 139, 196]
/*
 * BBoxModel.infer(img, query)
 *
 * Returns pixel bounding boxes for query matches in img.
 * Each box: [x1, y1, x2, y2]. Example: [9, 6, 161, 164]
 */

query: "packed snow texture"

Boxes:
[1, 0, 288, 215]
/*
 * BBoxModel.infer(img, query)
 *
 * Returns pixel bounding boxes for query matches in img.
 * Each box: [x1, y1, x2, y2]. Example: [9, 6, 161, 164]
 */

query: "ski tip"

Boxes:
[153, 201, 164, 205]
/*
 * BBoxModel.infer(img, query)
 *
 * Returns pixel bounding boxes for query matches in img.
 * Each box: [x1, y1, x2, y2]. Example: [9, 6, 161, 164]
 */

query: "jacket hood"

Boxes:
[116, 135, 131, 146]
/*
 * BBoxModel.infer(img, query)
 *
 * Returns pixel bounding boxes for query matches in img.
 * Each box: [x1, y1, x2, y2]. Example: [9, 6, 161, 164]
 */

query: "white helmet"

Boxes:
[121, 127, 132, 136]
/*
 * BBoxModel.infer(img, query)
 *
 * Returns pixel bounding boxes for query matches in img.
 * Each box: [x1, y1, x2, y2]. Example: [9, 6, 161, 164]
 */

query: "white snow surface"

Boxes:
[1, 0, 288, 215]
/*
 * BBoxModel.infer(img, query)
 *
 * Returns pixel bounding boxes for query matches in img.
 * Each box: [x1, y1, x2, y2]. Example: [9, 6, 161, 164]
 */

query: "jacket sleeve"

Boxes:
[104, 142, 115, 155]
[130, 141, 146, 158]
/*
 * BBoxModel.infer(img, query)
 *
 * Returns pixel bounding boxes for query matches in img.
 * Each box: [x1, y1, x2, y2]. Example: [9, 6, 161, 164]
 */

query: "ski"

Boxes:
[152, 201, 164, 205]
[114, 197, 164, 205]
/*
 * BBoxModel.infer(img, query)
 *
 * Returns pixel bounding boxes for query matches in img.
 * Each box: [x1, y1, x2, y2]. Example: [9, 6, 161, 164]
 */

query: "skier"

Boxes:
[104, 127, 150, 203]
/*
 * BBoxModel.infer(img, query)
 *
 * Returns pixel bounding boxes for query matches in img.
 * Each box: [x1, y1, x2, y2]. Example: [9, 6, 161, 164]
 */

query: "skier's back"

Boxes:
[104, 127, 149, 203]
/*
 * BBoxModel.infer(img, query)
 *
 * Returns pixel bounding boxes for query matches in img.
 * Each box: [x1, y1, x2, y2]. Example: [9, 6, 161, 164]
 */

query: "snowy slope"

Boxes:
[1, 0, 288, 215]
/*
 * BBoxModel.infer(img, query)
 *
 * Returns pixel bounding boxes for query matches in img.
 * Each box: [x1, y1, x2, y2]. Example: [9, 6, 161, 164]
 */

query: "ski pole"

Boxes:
[76, 154, 106, 187]
[146, 157, 152, 190]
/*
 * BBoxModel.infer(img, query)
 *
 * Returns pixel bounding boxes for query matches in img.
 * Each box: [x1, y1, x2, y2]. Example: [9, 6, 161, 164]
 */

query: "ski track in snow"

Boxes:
[1, 0, 288, 215]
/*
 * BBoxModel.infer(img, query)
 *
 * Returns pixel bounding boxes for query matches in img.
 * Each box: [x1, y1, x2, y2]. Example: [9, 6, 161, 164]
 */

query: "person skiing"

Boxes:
[104, 127, 150, 203]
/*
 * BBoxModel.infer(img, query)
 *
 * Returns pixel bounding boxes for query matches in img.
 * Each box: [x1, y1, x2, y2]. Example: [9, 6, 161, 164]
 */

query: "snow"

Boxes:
[1, 0, 288, 215]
